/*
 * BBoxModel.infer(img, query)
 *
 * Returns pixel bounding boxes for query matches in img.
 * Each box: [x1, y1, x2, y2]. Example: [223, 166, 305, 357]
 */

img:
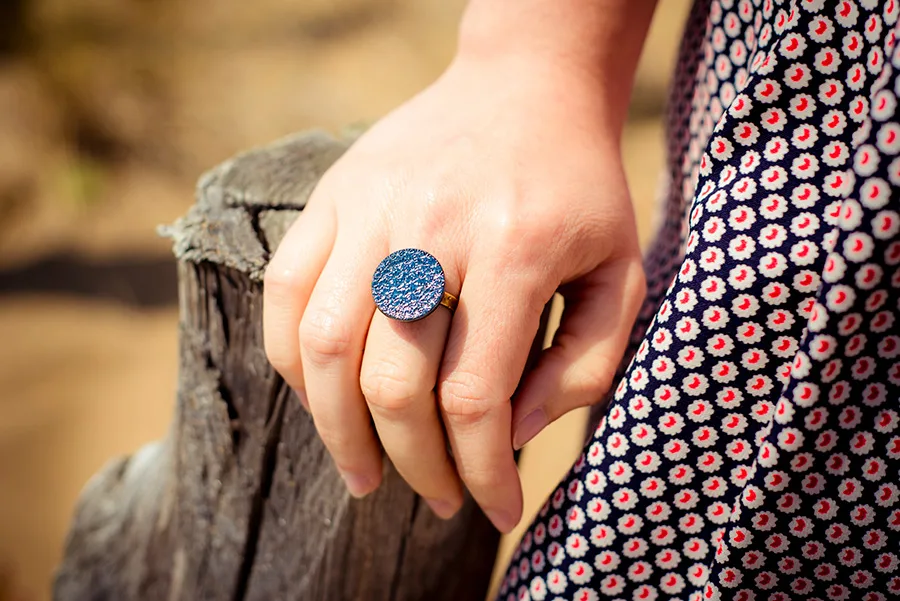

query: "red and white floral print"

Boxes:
[498, 0, 900, 598]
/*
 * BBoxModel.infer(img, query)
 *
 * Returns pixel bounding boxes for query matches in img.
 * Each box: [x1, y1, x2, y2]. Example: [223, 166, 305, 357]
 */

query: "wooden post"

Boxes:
[54, 131, 548, 601]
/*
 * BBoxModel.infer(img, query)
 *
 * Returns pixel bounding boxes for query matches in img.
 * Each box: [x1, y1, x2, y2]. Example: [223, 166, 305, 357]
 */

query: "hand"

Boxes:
[263, 54, 645, 532]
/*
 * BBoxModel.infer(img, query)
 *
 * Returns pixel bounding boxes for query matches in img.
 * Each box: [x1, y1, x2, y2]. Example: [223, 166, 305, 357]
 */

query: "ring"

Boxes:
[371, 248, 457, 321]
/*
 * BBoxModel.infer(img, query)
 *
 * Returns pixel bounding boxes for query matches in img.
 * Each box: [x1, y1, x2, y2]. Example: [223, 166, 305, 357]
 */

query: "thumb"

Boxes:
[511, 256, 645, 449]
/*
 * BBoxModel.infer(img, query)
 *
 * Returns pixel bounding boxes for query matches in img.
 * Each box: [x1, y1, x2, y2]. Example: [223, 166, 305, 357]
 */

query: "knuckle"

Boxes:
[493, 211, 562, 268]
[360, 361, 420, 413]
[438, 371, 499, 423]
[550, 334, 616, 399]
[263, 263, 301, 300]
[299, 308, 353, 366]
[582, 363, 615, 398]
[578, 356, 616, 399]
[494, 211, 535, 248]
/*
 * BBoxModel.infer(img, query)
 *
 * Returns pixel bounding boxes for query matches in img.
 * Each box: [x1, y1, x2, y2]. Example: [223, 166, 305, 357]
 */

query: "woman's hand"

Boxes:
[263, 54, 645, 532]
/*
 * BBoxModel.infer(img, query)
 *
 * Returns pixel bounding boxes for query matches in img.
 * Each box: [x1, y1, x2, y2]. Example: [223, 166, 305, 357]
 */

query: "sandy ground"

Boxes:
[0, 1, 689, 599]
[0, 300, 178, 600]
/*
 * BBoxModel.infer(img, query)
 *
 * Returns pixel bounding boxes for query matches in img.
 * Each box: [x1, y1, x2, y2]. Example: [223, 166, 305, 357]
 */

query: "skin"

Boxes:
[263, 0, 657, 533]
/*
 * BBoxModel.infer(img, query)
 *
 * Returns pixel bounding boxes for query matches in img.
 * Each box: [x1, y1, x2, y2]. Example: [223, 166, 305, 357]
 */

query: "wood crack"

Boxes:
[245, 207, 271, 260]
[231, 380, 289, 601]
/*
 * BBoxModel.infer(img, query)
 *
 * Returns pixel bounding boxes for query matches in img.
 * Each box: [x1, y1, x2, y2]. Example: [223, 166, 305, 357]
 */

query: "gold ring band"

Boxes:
[439, 290, 459, 314]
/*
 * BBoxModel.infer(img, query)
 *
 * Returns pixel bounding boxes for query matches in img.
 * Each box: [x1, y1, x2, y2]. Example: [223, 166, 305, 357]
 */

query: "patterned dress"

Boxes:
[497, 0, 900, 599]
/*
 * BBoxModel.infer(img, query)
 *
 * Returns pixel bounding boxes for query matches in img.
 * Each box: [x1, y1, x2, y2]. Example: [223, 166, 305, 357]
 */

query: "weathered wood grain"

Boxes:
[54, 131, 547, 601]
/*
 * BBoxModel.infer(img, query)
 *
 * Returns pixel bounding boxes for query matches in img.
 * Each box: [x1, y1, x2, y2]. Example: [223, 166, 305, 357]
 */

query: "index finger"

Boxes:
[263, 205, 336, 397]
[437, 262, 551, 532]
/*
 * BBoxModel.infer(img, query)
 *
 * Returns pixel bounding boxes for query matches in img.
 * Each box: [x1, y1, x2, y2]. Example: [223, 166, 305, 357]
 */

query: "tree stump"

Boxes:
[54, 131, 548, 601]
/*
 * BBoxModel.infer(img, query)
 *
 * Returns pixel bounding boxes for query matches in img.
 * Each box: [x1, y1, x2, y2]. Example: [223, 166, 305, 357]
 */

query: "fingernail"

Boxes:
[424, 497, 456, 519]
[485, 508, 517, 533]
[340, 471, 373, 498]
[513, 407, 548, 450]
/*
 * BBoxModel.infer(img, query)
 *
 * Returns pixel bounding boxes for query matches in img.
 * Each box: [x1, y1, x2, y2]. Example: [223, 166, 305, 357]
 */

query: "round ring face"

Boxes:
[371, 248, 447, 321]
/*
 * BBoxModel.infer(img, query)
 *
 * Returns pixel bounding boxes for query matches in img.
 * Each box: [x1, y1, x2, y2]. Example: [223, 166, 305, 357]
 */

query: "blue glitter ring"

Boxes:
[371, 248, 458, 322]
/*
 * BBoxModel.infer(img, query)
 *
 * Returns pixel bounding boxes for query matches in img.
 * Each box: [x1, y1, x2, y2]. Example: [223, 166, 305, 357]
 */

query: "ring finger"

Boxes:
[360, 248, 464, 518]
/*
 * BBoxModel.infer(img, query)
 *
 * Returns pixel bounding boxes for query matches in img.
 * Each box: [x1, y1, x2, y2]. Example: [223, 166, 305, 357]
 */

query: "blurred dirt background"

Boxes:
[0, 0, 691, 599]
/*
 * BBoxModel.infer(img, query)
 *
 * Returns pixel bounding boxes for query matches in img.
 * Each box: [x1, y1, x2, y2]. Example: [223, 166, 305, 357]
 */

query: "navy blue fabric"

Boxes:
[497, 1, 900, 599]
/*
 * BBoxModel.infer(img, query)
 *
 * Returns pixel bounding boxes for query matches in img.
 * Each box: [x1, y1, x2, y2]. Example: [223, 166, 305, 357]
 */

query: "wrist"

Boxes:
[447, 44, 631, 141]
[454, 0, 657, 138]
